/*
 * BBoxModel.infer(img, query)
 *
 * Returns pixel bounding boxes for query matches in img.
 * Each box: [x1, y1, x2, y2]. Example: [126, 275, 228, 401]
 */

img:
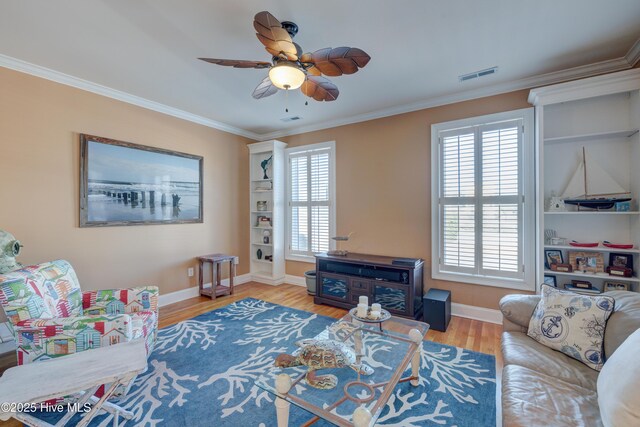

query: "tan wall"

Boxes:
[280, 90, 534, 309]
[0, 67, 250, 322]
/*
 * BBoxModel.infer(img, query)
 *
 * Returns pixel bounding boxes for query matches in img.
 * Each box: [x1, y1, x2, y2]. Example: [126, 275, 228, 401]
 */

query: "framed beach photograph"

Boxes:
[80, 134, 203, 227]
[544, 249, 563, 269]
[543, 275, 557, 287]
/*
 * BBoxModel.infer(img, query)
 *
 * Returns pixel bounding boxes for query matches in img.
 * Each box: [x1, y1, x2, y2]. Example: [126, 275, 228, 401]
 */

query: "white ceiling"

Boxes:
[1, 0, 639, 139]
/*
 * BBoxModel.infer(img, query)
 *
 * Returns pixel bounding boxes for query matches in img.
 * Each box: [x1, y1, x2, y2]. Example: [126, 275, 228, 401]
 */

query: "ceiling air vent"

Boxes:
[459, 66, 498, 82]
[281, 116, 302, 122]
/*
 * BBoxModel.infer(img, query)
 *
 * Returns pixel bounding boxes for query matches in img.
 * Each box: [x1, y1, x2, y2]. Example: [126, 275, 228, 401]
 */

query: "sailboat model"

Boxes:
[562, 147, 631, 210]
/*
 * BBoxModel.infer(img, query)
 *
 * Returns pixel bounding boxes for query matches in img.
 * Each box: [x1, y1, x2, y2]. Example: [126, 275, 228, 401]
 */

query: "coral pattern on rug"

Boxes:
[37, 298, 496, 426]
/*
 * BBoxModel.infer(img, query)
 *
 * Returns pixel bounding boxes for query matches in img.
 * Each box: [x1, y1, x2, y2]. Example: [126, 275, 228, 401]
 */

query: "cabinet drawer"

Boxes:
[351, 279, 370, 290]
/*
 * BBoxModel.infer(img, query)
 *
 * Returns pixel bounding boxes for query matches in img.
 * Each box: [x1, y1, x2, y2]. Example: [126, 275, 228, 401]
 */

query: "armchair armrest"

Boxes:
[83, 286, 159, 315]
[499, 294, 540, 332]
[13, 315, 134, 365]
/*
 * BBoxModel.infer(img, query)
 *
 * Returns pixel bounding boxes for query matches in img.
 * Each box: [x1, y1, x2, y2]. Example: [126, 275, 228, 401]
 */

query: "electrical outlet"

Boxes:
[234, 257, 239, 265]
[188, 268, 194, 277]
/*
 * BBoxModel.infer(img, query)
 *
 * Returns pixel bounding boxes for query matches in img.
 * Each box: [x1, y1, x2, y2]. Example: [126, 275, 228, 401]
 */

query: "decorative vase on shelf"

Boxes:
[257, 201, 267, 211]
[257, 249, 263, 260]
[261, 155, 273, 180]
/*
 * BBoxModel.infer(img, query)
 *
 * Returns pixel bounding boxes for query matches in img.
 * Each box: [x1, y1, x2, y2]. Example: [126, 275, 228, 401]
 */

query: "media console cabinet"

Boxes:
[314, 252, 424, 320]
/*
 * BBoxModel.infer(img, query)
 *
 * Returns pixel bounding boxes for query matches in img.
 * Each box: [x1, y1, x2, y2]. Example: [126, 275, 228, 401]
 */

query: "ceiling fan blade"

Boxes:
[304, 47, 371, 76]
[305, 66, 322, 76]
[253, 11, 298, 61]
[300, 76, 339, 102]
[252, 76, 279, 99]
[199, 58, 272, 69]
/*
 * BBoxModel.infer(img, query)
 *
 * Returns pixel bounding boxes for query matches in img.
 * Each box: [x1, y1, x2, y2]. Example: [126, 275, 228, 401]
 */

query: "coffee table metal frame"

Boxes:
[256, 314, 429, 427]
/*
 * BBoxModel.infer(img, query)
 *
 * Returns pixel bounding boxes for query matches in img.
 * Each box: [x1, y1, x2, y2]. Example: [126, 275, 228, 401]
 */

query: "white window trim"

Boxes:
[285, 141, 337, 263]
[431, 108, 535, 291]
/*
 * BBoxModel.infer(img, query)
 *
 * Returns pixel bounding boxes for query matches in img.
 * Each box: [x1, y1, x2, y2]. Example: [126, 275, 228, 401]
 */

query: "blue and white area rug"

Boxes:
[42, 298, 496, 426]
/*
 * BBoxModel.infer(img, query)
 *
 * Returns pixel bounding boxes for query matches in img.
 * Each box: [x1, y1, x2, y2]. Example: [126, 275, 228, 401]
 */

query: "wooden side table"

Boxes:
[197, 253, 238, 299]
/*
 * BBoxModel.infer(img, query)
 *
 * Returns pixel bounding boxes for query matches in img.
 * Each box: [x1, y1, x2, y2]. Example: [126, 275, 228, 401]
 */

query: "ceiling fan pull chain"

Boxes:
[285, 86, 289, 112]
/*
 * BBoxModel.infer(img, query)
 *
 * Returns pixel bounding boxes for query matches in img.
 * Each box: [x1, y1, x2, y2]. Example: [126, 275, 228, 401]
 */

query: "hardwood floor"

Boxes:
[0, 282, 503, 427]
[160, 282, 504, 367]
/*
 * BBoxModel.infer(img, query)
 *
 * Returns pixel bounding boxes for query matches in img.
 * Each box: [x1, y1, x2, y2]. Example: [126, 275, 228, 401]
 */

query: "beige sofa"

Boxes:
[499, 290, 640, 427]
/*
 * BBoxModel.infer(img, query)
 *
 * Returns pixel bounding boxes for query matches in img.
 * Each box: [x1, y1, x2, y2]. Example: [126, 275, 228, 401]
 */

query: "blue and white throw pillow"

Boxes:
[527, 284, 615, 371]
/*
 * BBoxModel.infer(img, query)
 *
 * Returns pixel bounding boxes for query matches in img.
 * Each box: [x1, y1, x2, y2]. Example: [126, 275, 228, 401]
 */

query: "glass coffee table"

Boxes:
[255, 312, 429, 427]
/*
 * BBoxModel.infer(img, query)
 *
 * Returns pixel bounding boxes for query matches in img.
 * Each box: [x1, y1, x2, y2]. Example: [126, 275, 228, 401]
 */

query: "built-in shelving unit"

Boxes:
[530, 69, 640, 293]
[248, 140, 287, 285]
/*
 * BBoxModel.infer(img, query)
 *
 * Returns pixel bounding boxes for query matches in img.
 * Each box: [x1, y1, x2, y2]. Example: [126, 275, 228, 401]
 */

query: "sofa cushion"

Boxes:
[502, 364, 602, 427]
[500, 294, 540, 329]
[602, 290, 640, 358]
[597, 328, 640, 427]
[502, 331, 598, 390]
[527, 285, 614, 370]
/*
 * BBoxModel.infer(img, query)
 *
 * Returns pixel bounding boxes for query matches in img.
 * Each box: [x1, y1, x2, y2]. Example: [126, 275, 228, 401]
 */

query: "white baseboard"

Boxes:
[285, 274, 306, 287]
[451, 303, 503, 325]
[158, 273, 251, 307]
[250, 274, 286, 286]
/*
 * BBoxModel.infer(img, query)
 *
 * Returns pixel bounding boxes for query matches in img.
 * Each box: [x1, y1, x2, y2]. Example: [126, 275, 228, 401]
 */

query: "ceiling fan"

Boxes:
[199, 11, 371, 103]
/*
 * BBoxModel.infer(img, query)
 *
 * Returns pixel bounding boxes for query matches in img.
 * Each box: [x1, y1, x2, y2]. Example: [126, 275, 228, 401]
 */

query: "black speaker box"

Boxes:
[423, 288, 451, 332]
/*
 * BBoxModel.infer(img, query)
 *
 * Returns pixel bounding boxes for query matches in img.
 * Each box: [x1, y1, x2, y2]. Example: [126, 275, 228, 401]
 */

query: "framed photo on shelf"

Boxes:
[609, 253, 633, 270]
[544, 249, 564, 269]
[568, 251, 605, 274]
[543, 275, 557, 287]
[604, 281, 629, 291]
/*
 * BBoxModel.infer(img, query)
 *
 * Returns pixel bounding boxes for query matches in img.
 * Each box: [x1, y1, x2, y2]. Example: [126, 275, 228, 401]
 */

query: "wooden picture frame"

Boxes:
[604, 281, 629, 291]
[568, 251, 605, 274]
[80, 134, 203, 227]
[609, 253, 633, 270]
[570, 279, 592, 289]
[544, 249, 564, 269]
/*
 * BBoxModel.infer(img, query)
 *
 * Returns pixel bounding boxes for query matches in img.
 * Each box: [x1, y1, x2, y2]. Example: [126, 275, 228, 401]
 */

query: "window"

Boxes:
[286, 141, 336, 261]
[431, 108, 535, 290]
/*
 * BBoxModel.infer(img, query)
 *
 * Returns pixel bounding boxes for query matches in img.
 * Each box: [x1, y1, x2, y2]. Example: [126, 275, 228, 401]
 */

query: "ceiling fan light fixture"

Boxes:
[268, 62, 305, 90]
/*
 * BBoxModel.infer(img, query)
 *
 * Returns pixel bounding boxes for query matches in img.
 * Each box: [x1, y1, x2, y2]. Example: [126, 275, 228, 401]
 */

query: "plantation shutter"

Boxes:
[438, 119, 524, 280]
[287, 144, 333, 257]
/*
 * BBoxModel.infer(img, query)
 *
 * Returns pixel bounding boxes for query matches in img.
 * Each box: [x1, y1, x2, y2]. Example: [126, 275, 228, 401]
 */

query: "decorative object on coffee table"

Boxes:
[0, 229, 22, 274]
[348, 307, 391, 331]
[197, 253, 237, 300]
[274, 339, 373, 389]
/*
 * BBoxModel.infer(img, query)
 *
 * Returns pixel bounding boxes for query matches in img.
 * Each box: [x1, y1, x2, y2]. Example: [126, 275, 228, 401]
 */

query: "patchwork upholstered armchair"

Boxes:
[0, 259, 158, 365]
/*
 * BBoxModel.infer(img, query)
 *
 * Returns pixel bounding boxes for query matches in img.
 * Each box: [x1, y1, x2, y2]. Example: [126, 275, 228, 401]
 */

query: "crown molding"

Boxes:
[261, 56, 632, 139]
[528, 67, 640, 106]
[625, 38, 640, 67]
[0, 54, 262, 141]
